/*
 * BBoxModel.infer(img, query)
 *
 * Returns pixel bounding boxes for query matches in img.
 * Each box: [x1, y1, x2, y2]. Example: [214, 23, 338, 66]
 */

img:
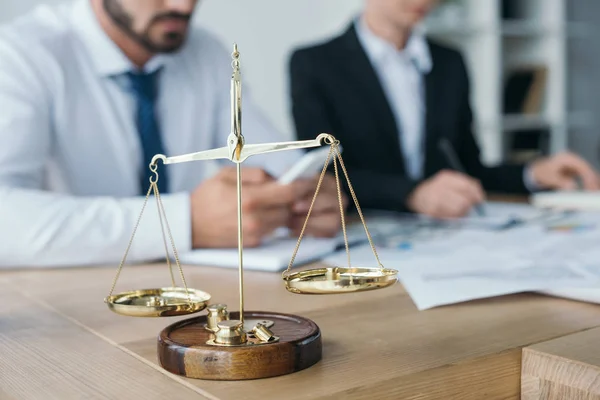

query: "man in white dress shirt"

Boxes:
[290, 0, 599, 218]
[0, 0, 341, 267]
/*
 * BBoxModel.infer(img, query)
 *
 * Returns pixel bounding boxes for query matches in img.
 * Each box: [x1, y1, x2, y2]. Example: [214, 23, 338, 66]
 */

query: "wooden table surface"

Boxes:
[1, 261, 599, 399]
[522, 326, 600, 400]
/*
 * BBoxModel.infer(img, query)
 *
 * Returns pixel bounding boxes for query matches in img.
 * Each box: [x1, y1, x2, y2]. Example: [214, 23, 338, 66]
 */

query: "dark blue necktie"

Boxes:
[126, 69, 169, 194]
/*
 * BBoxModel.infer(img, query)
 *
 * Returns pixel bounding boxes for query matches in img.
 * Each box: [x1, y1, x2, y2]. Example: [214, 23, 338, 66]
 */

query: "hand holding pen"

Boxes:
[406, 139, 486, 219]
[438, 138, 487, 216]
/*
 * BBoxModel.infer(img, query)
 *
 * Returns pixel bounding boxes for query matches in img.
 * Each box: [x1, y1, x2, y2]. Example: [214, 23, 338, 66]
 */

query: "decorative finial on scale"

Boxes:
[230, 43, 243, 161]
[232, 42, 240, 59]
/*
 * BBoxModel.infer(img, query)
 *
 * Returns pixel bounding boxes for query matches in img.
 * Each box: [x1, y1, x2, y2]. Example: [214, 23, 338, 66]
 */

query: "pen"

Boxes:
[438, 138, 486, 217]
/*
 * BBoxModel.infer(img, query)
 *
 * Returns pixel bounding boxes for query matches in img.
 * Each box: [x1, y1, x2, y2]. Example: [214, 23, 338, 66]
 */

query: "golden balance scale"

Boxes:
[104, 44, 398, 380]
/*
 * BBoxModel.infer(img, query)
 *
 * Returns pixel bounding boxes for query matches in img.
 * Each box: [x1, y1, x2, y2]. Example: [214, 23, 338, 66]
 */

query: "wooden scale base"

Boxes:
[158, 311, 322, 380]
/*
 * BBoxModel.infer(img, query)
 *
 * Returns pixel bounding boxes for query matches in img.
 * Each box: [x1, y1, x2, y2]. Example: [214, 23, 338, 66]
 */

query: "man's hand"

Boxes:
[407, 170, 485, 218]
[529, 152, 600, 191]
[289, 174, 346, 238]
[190, 167, 315, 248]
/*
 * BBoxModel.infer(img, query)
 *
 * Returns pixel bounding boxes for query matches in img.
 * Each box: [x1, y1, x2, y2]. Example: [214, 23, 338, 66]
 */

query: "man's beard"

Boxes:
[102, 0, 191, 53]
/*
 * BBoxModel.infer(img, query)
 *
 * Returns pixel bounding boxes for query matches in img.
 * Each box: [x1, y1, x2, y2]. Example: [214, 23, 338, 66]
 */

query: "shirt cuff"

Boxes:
[523, 164, 541, 193]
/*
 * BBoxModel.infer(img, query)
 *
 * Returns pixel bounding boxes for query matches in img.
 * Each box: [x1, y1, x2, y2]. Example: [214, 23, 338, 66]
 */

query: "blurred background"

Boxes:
[3, 0, 598, 167]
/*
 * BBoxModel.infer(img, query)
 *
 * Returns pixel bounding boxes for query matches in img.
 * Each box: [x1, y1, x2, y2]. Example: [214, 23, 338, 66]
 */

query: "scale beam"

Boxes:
[151, 134, 332, 167]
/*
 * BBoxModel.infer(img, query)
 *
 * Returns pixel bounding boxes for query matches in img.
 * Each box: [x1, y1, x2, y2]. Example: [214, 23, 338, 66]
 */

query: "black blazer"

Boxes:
[289, 24, 527, 212]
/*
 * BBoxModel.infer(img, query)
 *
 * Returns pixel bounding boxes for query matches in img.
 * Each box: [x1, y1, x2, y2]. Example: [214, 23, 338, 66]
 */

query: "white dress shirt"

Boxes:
[0, 0, 300, 268]
[355, 17, 432, 180]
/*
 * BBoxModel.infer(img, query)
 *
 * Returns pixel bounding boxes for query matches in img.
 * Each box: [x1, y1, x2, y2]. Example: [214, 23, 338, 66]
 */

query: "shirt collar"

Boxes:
[355, 15, 432, 74]
[70, 0, 170, 77]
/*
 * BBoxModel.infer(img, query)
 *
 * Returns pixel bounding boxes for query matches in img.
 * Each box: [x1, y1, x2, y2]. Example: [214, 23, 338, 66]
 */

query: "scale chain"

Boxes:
[282, 141, 335, 280]
[282, 138, 385, 281]
[332, 146, 351, 270]
[335, 151, 384, 269]
[108, 181, 154, 297]
[107, 164, 192, 306]
[154, 182, 192, 304]
[154, 183, 176, 287]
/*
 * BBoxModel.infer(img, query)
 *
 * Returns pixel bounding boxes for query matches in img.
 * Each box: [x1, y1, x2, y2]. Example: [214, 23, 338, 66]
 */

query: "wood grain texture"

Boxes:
[0, 263, 399, 344]
[315, 349, 522, 400]
[4, 264, 600, 399]
[0, 283, 208, 400]
[158, 311, 321, 380]
[129, 291, 600, 400]
[522, 327, 600, 400]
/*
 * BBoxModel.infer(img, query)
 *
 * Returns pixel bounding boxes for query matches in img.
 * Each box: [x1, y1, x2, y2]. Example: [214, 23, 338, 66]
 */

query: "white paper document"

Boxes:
[324, 208, 600, 310]
[179, 236, 340, 272]
[432, 201, 550, 230]
[177, 217, 380, 272]
[177, 215, 388, 271]
[533, 191, 600, 211]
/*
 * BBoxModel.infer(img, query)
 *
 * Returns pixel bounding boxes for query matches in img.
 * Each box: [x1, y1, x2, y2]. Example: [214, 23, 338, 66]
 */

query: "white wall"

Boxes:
[1, 0, 364, 138]
[197, 0, 363, 137]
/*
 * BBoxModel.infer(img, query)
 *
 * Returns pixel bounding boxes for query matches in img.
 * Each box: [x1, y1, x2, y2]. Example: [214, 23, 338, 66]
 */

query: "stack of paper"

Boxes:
[324, 206, 600, 310]
[433, 201, 549, 230]
[533, 191, 600, 210]
[177, 211, 414, 272]
[178, 236, 340, 272]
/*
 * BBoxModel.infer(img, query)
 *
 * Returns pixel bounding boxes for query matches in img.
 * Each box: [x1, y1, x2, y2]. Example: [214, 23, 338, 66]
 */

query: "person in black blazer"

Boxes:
[290, 0, 599, 218]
